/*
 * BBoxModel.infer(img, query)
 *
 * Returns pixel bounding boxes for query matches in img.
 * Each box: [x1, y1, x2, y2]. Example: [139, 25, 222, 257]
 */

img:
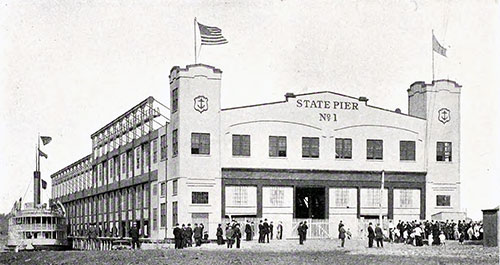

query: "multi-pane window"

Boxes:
[172, 201, 178, 226]
[400, 141, 416, 161]
[172, 129, 178, 157]
[335, 189, 349, 206]
[143, 143, 150, 169]
[153, 207, 158, 230]
[367, 139, 383, 160]
[436, 195, 451, 206]
[172, 88, 178, 113]
[127, 151, 133, 175]
[160, 135, 167, 161]
[121, 154, 126, 174]
[335, 138, 352, 159]
[400, 189, 413, 208]
[269, 136, 286, 157]
[152, 139, 158, 163]
[302, 137, 319, 158]
[160, 182, 166, 197]
[364, 189, 381, 207]
[232, 135, 250, 156]
[152, 183, 157, 196]
[232, 186, 248, 205]
[160, 203, 166, 227]
[173, 180, 178, 196]
[143, 185, 149, 208]
[191, 133, 210, 155]
[135, 146, 141, 170]
[269, 187, 284, 206]
[192, 192, 209, 204]
[436, 142, 452, 162]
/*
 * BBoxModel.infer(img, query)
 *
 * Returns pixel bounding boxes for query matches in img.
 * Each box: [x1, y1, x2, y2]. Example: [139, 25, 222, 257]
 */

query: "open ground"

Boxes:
[0, 238, 498, 265]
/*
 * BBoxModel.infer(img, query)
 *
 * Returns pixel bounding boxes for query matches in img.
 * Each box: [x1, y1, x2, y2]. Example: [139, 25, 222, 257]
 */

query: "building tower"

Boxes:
[167, 64, 223, 237]
[408, 80, 462, 219]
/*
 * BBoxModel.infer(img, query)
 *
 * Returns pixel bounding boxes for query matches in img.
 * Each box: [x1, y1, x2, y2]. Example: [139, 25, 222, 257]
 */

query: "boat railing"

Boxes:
[14, 224, 66, 231]
[68, 236, 167, 251]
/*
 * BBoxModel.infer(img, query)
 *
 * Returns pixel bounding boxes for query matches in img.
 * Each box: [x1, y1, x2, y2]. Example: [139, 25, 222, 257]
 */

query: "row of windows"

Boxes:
[185, 132, 452, 162]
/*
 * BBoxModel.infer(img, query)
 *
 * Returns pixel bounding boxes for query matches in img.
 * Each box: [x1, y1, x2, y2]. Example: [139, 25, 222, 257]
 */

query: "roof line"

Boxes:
[50, 154, 92, 178]
[91, 96, 154, 138]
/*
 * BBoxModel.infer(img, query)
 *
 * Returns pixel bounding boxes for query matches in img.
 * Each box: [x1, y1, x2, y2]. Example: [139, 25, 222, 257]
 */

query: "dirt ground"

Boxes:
[0, 238, 498, 265]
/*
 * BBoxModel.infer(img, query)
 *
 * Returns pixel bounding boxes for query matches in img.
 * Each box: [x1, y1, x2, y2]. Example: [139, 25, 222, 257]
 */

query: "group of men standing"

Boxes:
[173, 223, 205, 249]
[367, 222, 384, 248]
[297, 221, 308, 245]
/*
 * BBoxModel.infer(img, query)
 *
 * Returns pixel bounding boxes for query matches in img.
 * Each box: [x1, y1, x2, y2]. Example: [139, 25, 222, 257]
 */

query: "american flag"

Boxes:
[197, 22, 228, 45]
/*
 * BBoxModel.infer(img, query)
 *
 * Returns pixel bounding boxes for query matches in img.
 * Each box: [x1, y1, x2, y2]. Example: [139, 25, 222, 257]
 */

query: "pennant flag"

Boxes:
[197, 22, 228, 45]
[432, 33, 447, 57]
[40, 136, 52, 145]
[39, 148, 48, 159]
[41, 179, 47, 189]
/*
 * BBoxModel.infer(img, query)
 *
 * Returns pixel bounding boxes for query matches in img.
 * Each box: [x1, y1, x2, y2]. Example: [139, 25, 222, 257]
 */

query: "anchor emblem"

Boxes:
[194, 95, 208, 113]
[438, 108, 450, 124]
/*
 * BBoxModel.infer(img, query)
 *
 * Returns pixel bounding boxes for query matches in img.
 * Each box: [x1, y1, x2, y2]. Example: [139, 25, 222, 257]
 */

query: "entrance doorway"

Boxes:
[295, 187, 326, 219]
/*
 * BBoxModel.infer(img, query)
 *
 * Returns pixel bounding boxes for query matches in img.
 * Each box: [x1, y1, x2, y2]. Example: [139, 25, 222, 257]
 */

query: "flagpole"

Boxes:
[37, 132, 40, 172]
[194, 17, 197, 64]
[432, 29, 435, 82]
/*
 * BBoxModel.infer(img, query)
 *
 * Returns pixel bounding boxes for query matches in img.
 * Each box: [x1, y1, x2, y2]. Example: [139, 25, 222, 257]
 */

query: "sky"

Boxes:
[0, 0, 499, 220]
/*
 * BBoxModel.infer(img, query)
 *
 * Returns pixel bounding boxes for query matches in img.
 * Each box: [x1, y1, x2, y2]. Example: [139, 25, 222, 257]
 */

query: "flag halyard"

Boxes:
[197, 22, 228, 45]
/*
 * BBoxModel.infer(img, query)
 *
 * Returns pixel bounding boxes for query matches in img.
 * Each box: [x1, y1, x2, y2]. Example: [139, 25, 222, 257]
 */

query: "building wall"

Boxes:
[409, 80, 461, 218]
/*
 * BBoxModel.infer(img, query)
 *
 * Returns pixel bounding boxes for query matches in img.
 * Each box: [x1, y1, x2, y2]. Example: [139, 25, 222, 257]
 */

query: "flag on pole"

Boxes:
[197, 22, 228, 45]
[41, 179, 47, 189]
[39, 148, 48, 159]
[432, 33, 447, 57]
[40, 136, 52, 145]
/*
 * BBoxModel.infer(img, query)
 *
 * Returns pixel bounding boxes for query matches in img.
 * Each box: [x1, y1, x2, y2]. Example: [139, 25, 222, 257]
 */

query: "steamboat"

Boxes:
[6, 135, 68, 250]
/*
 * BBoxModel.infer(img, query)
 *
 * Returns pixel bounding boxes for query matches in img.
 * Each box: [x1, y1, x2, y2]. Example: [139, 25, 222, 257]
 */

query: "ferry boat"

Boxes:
[6, 135, 69, 251]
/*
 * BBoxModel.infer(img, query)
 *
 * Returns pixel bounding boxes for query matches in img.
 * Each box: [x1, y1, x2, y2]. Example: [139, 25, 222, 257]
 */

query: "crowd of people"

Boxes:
[172, 223, 208, 249]
[173, 219, 286, 249]
[363, 219, 484, 248]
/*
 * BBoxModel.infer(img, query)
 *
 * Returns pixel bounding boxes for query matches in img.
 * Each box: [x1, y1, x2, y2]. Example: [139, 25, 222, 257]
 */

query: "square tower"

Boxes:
[408, 80, 462, 219]
[167, 64, 223, 238]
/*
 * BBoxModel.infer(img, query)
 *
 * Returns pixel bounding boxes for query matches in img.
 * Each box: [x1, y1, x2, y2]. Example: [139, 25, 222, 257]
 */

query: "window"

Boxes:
[152, 139, 158, 163]
[436, 195, 451, 206]
[160, 203, 166, 227]
[173, 180, 178, 196]
[400, 189, 413, 208]
[367, 139, 383, 160]
[400, 141, 416, 161]
[191, 133, 210, 155]
[364, 189, 381, 207]
[335, 189, 349, 206]
[143, 143, 150, 169]
[172, 201, 178, 226]
[437, 142, 452, 162]
[172, 129, 178, 157]
[160, 182, 166, 197]
[135, 146, 141, 170]
[172, 88, 178, 113]
[269, 187, 284, 206]
[153, 183, 157, 196]
[335, 138, 352, 159]
[127, 151, 133, 175]
[232, 186, 248, 205]
[302, 137, 319, 158]
[160, 135, 167, 161]
[232, 135, 250, 156]
[153, 208, 158, 230]
[269, 136, 286, 157]
[192, 192, 209, 204]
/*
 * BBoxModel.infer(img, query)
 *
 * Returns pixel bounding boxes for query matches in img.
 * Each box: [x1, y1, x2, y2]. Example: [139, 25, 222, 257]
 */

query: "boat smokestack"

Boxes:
[34, 171, 41, 205]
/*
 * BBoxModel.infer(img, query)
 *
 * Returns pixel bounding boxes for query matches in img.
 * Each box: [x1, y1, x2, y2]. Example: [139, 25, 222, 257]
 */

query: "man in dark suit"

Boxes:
[245, 220, 252, 241]
[302, 221, 308, 241]
[367, 222, 375, 248]
[263, 219, 270, 243]
[375, 223, 384, 247]
[173, 223, 183, 249]
[129, 222, 140, 249]
[193, 223, 203, 247]
[258, 220, 264, 243]
[269, 221, 274, 240]
[298, 221, 304, 245]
